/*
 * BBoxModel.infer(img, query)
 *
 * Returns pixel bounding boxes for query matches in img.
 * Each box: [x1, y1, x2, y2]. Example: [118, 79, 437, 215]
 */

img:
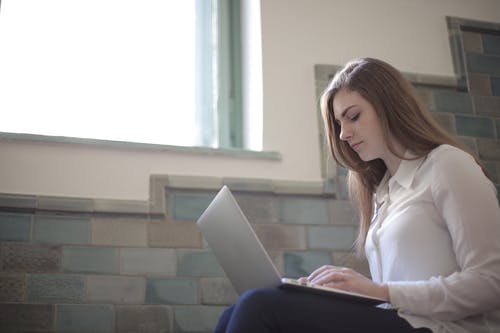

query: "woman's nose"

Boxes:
[339, 125, 352, 141]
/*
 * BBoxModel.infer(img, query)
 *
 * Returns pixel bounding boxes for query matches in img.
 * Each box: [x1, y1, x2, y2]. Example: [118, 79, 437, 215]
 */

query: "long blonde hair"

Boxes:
[320, 58, 475, 256]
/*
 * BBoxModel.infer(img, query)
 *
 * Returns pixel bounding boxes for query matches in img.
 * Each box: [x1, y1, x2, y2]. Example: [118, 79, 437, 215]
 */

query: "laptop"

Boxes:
[196, 185, 384, 305]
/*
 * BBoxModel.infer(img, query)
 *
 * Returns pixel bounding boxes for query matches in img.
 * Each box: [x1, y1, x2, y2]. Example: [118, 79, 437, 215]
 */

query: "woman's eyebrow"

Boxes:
[335, 105, 357, 122]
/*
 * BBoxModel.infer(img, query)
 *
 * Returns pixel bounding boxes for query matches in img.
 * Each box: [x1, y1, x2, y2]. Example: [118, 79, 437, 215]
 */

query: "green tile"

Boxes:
[62, 246, 119, 274]
[56, 304, 113, 333]
[496, 118, 500, 139]
[279, 197, 329, 224]
[308, 226, 356, 250]
[284, 251, 332, 279]
[34, 215, 90, 245]
[177, 251, 224, 277]
[482, 34, 500, 55]
[28, 274, 84, 303]
[146, 278, 198, 305]
[491, 77, 500, 97]
[467, 53, 500, 76]
[483, 161, 499, 184]
[455, 115, 495, 138]
[433, 89, 473, 114]
[0, 213, 31, 241]
[173, 193, 216, 221]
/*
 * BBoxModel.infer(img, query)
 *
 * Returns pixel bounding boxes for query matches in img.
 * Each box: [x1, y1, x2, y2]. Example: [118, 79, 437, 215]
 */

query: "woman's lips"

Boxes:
[351, 142, 362, 151]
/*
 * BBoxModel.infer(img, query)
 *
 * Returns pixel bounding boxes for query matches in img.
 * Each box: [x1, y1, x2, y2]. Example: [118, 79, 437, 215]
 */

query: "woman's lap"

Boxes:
[215, 287, 431, 333]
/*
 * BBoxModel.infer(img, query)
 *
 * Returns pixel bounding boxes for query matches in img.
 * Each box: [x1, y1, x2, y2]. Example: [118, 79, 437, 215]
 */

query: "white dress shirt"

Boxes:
[365, 144, 500, 333]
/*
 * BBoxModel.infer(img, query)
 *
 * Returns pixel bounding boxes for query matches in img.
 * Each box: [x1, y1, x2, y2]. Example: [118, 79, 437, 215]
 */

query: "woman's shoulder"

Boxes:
[424, 144, 487, 188]
[426, 144, 475, 166]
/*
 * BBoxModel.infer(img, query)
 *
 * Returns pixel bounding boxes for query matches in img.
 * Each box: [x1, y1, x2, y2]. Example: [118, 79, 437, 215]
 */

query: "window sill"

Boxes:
[0, 132, 281, 161]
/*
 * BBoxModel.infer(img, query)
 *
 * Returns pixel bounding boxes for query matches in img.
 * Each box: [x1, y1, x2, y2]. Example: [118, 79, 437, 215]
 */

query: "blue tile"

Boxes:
[482, 34, 500, 55]
[146, 278, 198, 304]
[467, 53, 500, 76]
[0, 213, 31, 241]
[173, 193, 216, 221]
[491, 77, 500, 97]
[56, 304, 113, 333]
[279, 197, 329, 224]
[337, 166, 348, 176]
[62, 246, 119, 274]
[34, 215, 90, 245]
[28, 274, 84, 302]
[433, 89, 473, 114]
[177, 251, 225, 277]
[308, 226, 356, 250]
[455, 115, 495, 138]
[284, 251, 333, 278]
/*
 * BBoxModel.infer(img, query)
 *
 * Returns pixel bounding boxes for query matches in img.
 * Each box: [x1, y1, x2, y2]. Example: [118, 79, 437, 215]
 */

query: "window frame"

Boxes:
[0, 0, 246, 150]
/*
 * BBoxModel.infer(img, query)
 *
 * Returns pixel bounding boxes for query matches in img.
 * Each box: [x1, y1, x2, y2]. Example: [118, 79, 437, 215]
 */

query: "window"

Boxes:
[0, 0, 254, 149]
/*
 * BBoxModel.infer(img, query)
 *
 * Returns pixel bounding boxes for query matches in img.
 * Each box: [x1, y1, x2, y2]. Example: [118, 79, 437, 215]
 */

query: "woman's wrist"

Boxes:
[377, 283, 390, 301]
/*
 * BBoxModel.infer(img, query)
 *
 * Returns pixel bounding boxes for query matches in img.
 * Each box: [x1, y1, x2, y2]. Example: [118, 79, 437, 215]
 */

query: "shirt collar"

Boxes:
[375, 149, 425, 199]
[391, 149, 425, 190]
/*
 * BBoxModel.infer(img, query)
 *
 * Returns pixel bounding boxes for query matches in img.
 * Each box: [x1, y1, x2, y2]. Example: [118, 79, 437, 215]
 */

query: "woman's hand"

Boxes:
[298, 265, 390, 301]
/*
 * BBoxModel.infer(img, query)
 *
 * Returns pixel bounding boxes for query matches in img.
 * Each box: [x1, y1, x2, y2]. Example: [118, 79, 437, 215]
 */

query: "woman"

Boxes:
[214, 58, 500, 333]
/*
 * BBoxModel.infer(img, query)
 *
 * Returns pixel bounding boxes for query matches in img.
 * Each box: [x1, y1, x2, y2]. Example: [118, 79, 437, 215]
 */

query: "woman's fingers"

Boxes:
[303, 266, 387, 300]
[308, 266, 354, 285]
[311, 270, 347, 286]
[307, 265, 338, 281]
[297, 277, 308, 284]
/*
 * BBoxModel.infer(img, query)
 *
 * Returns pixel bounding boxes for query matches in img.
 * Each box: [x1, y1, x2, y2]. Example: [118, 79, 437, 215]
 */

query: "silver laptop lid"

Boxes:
[196, 186, 282, 295]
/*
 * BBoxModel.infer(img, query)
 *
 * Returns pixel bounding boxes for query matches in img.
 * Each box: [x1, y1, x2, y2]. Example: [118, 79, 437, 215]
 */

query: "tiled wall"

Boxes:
[0, 177, 365, 333]
[315, 17, 500, 197]
[1, 16, 499, 333]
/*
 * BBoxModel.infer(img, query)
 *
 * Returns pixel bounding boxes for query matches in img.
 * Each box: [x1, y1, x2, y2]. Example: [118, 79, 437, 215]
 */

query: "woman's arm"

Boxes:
[388, 147, 500, 321]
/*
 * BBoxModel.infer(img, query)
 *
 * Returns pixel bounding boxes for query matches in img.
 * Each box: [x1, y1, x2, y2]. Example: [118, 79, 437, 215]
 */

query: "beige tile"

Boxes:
[253, 224, 306, 250]
[91, 218, 147, 247]
[462, 31, 483, 53]
[148, 219, 202, 248]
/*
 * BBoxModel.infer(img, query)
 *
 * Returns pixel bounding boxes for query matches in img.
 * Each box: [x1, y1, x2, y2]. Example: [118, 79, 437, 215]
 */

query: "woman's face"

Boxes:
[332, 89, 390, 163]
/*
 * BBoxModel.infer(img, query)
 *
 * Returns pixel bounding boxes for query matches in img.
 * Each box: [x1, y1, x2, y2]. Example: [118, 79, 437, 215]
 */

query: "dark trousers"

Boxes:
[215, 287, 432, 333]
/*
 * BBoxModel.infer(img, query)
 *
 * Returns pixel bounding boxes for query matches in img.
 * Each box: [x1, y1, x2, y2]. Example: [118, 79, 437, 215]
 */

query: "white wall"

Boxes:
[1, 0, 500, 200]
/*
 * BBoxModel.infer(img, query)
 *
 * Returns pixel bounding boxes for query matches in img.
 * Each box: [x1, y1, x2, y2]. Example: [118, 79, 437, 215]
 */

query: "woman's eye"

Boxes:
[350, 114, 360, 121]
